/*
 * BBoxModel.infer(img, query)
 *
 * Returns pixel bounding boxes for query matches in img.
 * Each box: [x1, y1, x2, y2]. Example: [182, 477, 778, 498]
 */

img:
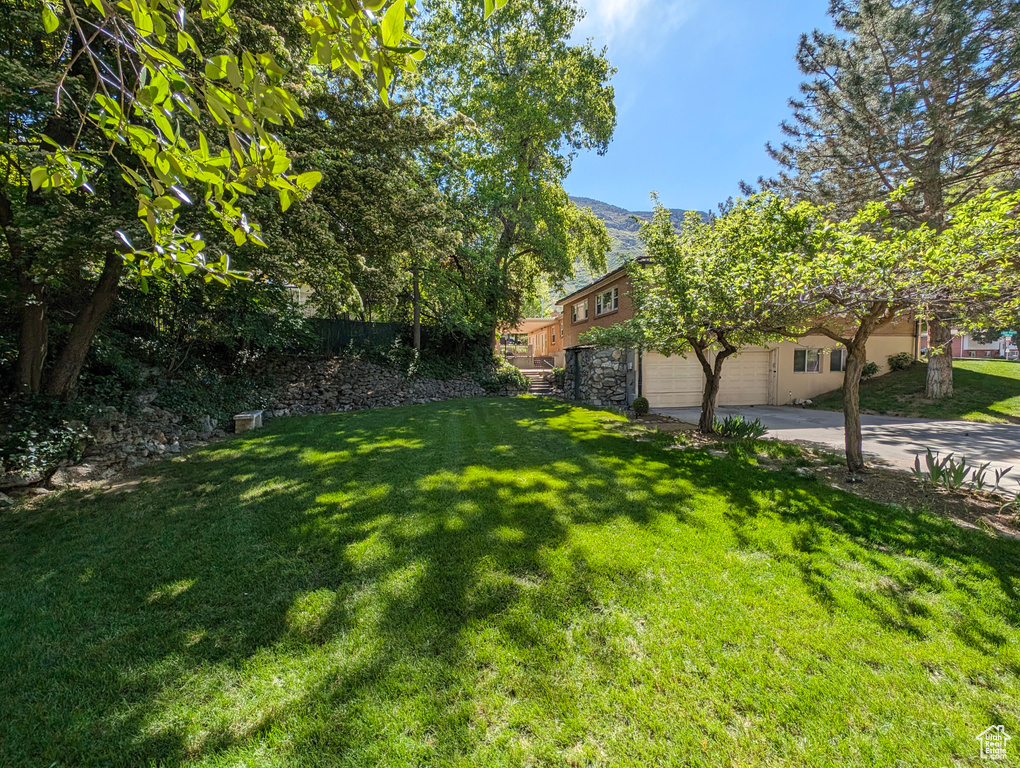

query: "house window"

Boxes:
[551, 327, 556, 343]
[794, 349, 822, 373]
[572, 300, 588, 323]
[830, 349, 846, 372]
[969, 351, 976, 357]
[595, 287, 619, 316]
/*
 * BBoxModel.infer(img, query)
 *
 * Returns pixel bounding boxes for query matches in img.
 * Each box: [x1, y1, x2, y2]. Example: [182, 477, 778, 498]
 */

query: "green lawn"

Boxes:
[1, 397, 1018, 767]
[808, 359, 1020, 423]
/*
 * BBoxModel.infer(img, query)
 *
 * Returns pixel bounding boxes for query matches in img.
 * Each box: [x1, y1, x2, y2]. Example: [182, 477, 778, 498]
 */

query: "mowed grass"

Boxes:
[1, 397, 1019, 767]
[808, 359, 1020, 423]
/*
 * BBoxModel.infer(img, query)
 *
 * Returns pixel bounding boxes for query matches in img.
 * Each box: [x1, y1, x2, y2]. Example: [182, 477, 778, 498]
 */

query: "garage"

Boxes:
[641, 349, 774, 408]
[716, 350, 773, 405]
[641, 352, 704, 407]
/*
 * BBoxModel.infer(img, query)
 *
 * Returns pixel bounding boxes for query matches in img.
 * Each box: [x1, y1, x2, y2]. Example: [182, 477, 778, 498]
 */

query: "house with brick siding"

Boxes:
[527, 266, 920, 408]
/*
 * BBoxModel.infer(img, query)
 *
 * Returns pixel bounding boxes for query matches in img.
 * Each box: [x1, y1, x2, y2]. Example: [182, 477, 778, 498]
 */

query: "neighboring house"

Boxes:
[952, 332, 1017, 359]
[555, 268, 919, 408]
[500, 317, 555, 367]
[525, 313, 565, 367]
[919, 328, 1018, 359]
[286, 283, 319, 317]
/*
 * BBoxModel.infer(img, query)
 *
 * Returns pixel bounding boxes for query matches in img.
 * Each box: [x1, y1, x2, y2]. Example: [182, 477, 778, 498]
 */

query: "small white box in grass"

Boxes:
[234, 410, 264, 434]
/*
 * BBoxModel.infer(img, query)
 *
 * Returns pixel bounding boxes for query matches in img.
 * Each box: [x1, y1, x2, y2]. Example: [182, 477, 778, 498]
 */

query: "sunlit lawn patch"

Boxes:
[1, 397, 1018, 766]
[808, 359, 1020, 423]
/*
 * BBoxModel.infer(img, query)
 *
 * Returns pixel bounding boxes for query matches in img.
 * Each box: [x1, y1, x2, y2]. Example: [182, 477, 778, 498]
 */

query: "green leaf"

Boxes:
[41, 3, 59, 33]
[295, 171, 322, 190]
[381, 1, 406, 48]
[205, 55, 230, 80]
[483, 0, 509, 19]
[30, 167, 48, 190]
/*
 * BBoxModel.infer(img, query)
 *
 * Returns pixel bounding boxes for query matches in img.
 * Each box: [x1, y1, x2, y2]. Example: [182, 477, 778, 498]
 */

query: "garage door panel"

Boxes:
[642, 349, 772, 408]
[642, 352, 703, 407]
[717, 351, 771, 405]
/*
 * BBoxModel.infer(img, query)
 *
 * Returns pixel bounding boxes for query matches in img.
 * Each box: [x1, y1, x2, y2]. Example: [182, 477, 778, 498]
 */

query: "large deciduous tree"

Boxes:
[586, 194, 816, 434]
[761, 0, 1020, 399]
[414, 0, 615, 344]
[0, 0, 500, 396]
[771, 188, 1020, 474]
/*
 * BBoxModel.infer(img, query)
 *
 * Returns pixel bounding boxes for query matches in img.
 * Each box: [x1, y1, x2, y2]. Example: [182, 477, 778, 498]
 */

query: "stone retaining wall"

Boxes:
[262, 357, 513, 415]
[2, 356, 520, 493]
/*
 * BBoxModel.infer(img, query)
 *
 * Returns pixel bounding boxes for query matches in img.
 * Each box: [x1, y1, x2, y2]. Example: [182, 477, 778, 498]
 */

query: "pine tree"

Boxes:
[761, 0, 1020, 398]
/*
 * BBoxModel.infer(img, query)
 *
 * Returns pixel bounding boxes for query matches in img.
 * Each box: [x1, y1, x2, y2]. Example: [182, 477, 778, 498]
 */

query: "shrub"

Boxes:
[0, 397, 91, 478]
[861, 361, 881, 379]
[713, 414, 767, 439]
[152, 365, 277, 427]
[551, 367, 566, 390]
[631, 396, 649, 416]
[477, 356, 529, 393]
[887, 352, 915, 371]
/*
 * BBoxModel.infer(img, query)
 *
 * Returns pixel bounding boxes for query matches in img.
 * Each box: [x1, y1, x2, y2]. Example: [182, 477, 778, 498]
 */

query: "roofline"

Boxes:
[557, 263, 631, 305]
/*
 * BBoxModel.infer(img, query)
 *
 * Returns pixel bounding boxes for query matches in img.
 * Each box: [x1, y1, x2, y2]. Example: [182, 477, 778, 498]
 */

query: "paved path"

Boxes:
[653, 405, 1020, 494]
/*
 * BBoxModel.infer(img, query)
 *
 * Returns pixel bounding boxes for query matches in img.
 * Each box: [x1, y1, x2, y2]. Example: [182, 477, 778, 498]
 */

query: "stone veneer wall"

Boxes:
[563, 346, 631, 408]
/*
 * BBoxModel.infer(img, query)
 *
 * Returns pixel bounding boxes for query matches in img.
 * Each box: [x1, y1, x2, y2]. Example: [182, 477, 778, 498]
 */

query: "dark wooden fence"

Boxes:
[311, 319, 485, 358]
[312, 319, 405, 356]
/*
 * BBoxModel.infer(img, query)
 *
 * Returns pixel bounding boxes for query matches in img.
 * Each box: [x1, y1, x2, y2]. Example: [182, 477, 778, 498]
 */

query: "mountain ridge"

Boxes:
[554, 196, 708, 300]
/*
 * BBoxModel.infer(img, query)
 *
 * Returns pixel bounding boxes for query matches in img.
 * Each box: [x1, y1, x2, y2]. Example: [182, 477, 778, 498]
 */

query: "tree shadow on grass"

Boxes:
[675, 446, 1020, 652]
[1, 397, 1019, 765]
[0, 398, 691, 766]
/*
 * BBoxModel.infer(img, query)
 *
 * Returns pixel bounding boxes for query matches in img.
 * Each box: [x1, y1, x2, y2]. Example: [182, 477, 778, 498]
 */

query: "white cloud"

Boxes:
[574, 0, 695, 54]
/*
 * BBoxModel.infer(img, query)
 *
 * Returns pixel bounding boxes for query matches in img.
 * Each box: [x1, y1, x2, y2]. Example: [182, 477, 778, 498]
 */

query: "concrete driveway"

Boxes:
[653, 405, 1020, 494]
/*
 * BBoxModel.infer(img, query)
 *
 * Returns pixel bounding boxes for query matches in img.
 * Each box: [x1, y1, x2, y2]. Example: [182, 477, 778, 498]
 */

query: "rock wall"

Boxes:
[3, 356, 519, 493]
[262, 357, 512, 415]
[563, 346, 632, 408]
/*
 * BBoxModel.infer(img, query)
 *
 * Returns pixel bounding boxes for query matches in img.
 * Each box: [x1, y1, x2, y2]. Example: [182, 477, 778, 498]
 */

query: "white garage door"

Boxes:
[642, 352, 705, 407]
[717, 350, 772, 405]
[642, 349, 773, 407]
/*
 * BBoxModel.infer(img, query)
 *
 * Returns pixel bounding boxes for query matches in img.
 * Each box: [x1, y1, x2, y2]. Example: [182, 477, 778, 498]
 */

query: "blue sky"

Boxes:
[567, 0, 833, 214]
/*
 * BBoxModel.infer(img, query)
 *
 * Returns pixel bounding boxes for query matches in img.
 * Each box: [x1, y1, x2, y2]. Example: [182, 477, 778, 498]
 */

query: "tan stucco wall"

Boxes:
[775, 334, 915, 403]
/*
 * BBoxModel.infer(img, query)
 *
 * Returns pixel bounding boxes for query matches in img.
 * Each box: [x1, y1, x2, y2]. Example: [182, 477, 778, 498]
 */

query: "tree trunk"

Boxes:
[15, 281, 48, 395]
[43, 252, 123, 398]
[843, 343, 867, 475]
[925, 316, 954, 399]
[691, 340, 735, 434]
[698, 371, 721, 434]
[2, 191, 47, 395]
[411, 266, 421, 352]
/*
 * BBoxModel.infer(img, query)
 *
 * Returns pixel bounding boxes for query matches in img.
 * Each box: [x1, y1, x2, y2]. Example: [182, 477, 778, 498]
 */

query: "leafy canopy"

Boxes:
[585, 193, 818, 355]
[28, 0, 507, 286]
[414, 0, 615, 336]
